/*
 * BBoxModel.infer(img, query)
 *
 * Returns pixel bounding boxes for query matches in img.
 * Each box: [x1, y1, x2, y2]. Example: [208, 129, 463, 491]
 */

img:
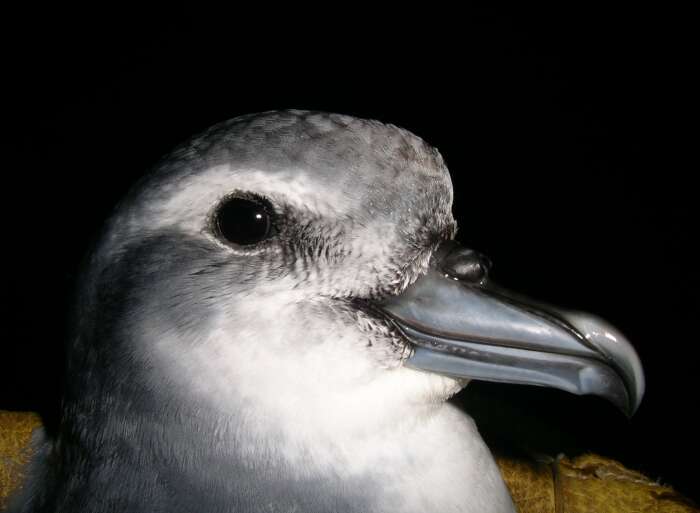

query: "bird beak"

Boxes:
[379, 243, 645, 417]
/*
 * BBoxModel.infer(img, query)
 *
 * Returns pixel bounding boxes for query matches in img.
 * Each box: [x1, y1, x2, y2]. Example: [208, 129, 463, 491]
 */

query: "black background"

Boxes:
[2, 7, 697, 502]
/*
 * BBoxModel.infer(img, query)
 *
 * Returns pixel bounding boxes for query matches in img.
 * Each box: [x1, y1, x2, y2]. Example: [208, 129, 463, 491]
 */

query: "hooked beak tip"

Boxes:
[563, 311, 645, 417]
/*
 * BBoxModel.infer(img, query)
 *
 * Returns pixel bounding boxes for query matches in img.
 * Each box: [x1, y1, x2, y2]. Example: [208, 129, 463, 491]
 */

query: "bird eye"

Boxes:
[214, 195, 275, 246]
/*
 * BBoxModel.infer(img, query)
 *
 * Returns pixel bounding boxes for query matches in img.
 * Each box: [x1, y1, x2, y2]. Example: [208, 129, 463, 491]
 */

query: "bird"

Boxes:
[7, 110, 645, 513]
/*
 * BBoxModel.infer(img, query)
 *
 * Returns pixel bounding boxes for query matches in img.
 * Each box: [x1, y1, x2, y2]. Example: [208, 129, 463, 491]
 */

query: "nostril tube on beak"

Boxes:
[441, 246, 492, 284]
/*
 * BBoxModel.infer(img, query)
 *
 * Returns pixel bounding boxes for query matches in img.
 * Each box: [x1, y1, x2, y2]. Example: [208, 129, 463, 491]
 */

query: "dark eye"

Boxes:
[214, 196, 275, 246]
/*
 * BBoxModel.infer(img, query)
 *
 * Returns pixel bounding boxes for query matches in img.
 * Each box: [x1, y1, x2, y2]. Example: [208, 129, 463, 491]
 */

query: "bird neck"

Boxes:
[46, 395, 513, 513]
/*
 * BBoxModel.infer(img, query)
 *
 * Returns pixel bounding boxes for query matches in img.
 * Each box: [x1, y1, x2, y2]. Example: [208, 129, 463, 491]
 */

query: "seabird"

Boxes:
[9, 110, 644, 513]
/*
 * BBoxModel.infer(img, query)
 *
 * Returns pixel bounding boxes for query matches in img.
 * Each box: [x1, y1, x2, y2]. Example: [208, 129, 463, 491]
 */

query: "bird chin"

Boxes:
[397, 366, 468, 404]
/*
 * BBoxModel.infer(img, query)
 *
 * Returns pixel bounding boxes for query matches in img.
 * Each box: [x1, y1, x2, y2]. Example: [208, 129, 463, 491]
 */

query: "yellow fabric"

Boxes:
[496, 454, 699, 513]
[1, 411, 697, 512]
[0, 411, 41, 511]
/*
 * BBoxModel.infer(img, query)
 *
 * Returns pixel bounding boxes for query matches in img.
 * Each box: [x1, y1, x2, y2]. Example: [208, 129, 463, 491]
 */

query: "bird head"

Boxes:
[69, 110, 643, 448]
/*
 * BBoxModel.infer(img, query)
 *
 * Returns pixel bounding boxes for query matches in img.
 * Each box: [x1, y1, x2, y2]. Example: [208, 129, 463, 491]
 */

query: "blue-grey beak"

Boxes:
[380, 243, 645, 417]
